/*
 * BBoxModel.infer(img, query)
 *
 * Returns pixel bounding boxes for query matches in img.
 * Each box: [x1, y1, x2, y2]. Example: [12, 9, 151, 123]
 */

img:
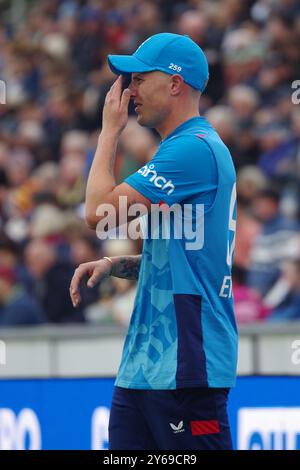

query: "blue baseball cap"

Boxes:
[107, 33, 209, 92]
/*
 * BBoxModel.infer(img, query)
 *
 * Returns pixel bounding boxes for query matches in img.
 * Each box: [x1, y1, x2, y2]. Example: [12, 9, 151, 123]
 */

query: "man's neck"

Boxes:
[156, 109, 201, 140]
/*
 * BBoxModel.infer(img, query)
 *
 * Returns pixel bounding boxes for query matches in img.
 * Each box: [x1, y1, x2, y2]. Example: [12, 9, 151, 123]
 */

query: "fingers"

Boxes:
[110, 76, 131, 106]
[87, 268, 102, 288]
[69, 262, 107, 307]
[69, 266, 85, 307]
[109, 75, 122, 100]
[120, 87, 131, 109]
[103, 76, 129, 133]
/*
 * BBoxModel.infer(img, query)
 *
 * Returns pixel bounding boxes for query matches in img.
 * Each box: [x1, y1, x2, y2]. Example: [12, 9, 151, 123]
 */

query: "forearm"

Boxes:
[109, 255, 142, 280]
[85, 130, 119, 226]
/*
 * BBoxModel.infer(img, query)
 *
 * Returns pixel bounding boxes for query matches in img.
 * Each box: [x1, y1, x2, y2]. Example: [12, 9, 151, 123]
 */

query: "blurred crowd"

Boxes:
[0, 0, 299, 327]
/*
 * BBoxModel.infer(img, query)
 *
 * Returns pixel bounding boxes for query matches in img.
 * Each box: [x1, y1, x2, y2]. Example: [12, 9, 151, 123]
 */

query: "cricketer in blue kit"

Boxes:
[70, 32, 238, 450]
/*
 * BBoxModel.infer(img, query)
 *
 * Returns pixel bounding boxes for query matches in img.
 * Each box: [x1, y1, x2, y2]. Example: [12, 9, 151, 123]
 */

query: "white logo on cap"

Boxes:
[168, 63, 182, 72]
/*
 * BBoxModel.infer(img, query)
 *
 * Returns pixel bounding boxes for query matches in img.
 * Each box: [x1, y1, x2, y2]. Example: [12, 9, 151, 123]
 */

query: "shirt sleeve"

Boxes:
[124, 135, 218, 206]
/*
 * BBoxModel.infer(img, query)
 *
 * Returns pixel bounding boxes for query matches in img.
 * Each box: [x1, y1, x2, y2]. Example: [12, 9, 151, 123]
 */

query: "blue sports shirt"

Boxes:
[116, 116, 238, 389]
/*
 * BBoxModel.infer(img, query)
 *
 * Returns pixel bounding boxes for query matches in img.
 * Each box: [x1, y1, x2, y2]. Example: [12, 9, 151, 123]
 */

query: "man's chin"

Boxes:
[136, 114, 146, 126]
[136, 114, 151, 128]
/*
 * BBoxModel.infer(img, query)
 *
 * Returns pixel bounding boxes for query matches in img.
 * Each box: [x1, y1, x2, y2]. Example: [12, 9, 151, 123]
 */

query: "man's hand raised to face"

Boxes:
[102, 75, 131, 136]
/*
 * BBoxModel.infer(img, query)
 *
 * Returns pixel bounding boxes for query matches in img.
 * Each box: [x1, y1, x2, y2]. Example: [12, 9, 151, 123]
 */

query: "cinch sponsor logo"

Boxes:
[138, 164, 175, 195]
[238, 407, 300, 450]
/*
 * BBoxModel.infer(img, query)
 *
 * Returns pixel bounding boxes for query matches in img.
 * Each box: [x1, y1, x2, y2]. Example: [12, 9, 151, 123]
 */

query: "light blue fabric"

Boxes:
[108, 32, 209, 92]
[116, 117, 238, 389]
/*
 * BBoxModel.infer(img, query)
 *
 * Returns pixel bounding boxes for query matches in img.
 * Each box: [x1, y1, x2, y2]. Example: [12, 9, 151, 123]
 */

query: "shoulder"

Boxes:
[161, 132, 212, 148]
[156, 133, 214, 163]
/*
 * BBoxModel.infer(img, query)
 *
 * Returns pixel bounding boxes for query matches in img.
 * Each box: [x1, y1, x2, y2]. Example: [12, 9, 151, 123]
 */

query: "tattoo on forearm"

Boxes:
[111, 256, 141, 280]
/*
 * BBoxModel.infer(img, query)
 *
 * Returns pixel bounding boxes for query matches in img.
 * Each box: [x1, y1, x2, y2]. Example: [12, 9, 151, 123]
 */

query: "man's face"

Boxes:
[129, 71, 172, 128]
[254, 196, 279, 222]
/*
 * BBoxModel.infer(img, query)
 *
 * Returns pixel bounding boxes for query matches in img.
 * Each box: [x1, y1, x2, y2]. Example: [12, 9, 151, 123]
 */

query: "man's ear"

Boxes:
[170, 74, 184, 96]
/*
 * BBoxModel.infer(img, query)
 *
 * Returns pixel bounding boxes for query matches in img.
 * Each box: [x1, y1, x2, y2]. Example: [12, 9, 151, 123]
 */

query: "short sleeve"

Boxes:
[124, 135, 218, 205]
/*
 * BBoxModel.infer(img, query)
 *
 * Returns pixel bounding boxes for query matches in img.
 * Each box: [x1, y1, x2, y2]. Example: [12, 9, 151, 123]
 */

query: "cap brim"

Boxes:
[107, 54, 154, 75]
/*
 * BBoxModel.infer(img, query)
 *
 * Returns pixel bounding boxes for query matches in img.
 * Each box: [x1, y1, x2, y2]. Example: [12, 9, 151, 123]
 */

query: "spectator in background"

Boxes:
[0, 265, 46, 326]
[70, 233, 103, 309]
[25, 238, 85, 324]
[0, 234, 29, 285]
[70, 234, 101, 267]
[123, 1, 164, 50]
[0, 0, 299, 325]
[83, 239, 139, 326]
[104, 239, 139, 327]
[222, 25, 266, 87]
[247, 188, 299, 296]
[31, 162, 60, 201]
[257, 122, 292, 179]
[56, 152, 86, 208]
[205, 105, 239, 165]
[227, 85, 260, 167]
[232, 264, 270, 324]
[176, 8, 224, 104]
[236, 165, 267, 206]
[234, 195, 261, 271]
[267, 259, 300, 321]
[117, 117, 158, 182]
[228, 85, 259, 122]
[71, 5, 105, 73]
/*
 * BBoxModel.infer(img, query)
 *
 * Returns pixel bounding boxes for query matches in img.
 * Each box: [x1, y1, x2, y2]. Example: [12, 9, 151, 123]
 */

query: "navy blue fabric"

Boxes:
[174, 294, 208, 388]
[109, 386, 232, 450]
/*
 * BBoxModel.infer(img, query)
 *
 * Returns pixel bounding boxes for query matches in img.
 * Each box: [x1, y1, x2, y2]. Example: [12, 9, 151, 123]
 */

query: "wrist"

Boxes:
[100, 128, 121, 141]
[102, 256, 113, 276]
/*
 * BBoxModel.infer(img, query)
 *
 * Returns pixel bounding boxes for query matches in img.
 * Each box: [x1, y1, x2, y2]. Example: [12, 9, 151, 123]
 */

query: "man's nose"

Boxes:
[129, 82, 137, 98]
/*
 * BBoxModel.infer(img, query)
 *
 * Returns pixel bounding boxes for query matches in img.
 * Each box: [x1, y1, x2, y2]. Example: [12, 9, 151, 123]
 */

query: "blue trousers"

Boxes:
[109, 386, 232, 450]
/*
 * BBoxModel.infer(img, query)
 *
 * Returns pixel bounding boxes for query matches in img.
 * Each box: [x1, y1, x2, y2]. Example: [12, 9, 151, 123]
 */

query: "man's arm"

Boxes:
[69, 255, 141, 307]
[110, 255, 141, 280]
[85, 76, 151, 229]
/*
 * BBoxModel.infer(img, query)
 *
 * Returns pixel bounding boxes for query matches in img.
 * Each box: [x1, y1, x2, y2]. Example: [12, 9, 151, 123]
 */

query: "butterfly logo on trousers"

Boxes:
[169, 421, 185, 434]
